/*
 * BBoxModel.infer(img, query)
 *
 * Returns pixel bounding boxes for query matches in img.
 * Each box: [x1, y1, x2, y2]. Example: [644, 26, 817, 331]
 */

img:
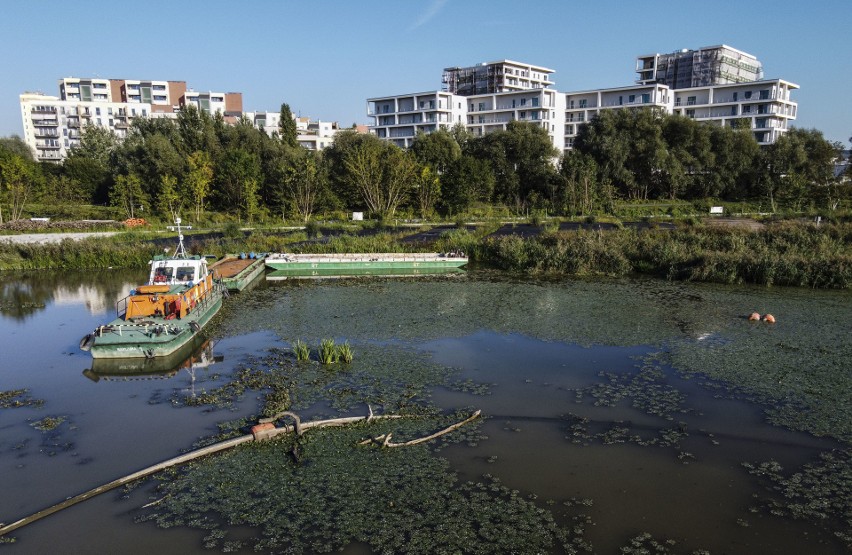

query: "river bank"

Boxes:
[0, 220, 849, 288]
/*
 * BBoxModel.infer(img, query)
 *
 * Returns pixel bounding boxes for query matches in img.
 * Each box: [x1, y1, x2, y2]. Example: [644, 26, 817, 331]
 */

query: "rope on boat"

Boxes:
[0, 408, 480, 538]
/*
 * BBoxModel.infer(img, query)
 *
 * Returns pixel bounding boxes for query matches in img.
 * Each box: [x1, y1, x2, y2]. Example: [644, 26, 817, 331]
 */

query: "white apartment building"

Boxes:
[20, 93, 154, 162]
[563, 78, 798, 148]
[367, 91, 467, 148]
[20, 76, 245, 161]
[368, 60, 564, 150]
[369, 50, 798, 155]
[670, 79, 798, 144]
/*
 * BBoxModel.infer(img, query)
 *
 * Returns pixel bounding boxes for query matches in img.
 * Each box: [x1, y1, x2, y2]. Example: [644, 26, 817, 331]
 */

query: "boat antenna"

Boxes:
[173, 217, 188, 259]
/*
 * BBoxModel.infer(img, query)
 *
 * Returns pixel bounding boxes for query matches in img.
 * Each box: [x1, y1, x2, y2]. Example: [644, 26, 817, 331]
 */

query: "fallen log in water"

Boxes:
[0, 407, 481, 538]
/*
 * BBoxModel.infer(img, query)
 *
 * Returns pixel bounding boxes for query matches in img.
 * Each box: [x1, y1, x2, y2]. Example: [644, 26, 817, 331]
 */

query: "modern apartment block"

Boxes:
[245, 112, 343, 150]
[563, 77, 798, 147]
[22, 76, 246, 161]
[370, 47, 797, 155]
[636, 45, 763, 89]
[368, 60, 564, 151]
[367, 91, 467, 148]
[442, 60, 555, 96]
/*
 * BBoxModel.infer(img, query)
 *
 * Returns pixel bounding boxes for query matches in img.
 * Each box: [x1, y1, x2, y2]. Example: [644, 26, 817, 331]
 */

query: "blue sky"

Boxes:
[2, 0, 849, 144]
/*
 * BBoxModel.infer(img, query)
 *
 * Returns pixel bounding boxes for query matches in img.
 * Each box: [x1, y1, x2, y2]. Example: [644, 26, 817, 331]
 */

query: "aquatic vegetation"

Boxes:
[743, 450, 852, 547]
[573, 363, 689, 420]
[0, 389, 44, 409]
[336, 340, 354, 364]
[30, 415, 66, 432]
[619, 532, 709, 554]
[139, 414, 589, 554]
[318, 338, 338, 365]
[291, 339, 310, 362]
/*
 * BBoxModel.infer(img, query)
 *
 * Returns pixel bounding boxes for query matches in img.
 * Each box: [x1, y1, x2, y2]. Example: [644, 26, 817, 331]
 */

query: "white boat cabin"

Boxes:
[148, 257, 210, 287]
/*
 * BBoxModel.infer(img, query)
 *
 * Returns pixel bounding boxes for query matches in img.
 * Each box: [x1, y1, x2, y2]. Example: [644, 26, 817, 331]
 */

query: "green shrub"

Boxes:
[292, 339, 310, 362]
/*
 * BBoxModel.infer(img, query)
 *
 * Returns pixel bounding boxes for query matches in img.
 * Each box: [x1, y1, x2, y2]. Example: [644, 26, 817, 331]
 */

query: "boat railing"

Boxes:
[115, 296, 129, 319]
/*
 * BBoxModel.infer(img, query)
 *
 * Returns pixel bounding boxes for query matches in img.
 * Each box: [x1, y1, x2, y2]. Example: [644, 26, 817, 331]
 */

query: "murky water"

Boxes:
[0, 270, 848, 554]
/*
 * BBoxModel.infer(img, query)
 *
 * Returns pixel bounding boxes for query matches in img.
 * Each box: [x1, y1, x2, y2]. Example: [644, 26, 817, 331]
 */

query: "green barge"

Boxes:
[264, 252, 468, 274]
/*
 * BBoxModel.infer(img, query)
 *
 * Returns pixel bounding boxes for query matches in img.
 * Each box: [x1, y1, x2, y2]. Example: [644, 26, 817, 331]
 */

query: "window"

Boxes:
[744, 91, 752, 99]
[686, 109, 695, 119]
[687, 96, 696, 106]
[107, 107, 113, 115]
[732, 92, 738, 101]
[176, 267, 195, 282]
[95, 107, 101, 115]
[629, 94, 635, 103]
[618, 96, 623, 105]
[532, 98, 539, 107]
[383, 104, 389, 113]
[569, 100, 575, 109]
[579, 99, 587, 108]
[153, 84, 166, 91]
[521, 98, 527, 106]
[478, 102, 485, 111]
[519, 111, 526, 119]
[759, 89, 769, 100]
[642, 93, 650, 103]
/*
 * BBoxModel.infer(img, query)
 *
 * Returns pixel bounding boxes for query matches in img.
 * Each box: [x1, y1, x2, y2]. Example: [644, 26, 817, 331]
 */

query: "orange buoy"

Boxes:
[748, 312, 760, 321]
[763, 314, 776, 323]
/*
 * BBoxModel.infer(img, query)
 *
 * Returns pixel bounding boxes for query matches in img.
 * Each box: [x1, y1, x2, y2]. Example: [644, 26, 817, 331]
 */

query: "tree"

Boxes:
[278, 103, 298, 148]
[158, 174, 183, 222]
[186, 151, 213, 222]
[440, 155, 495, 215]
[559, 152, 599, 215]
[284, 152, 324, 222]
[0, 154, 36, 222]
[411, 129, 461, 174]
[0, 135, 34, 161]
[242, 177, 260, 223]
[344, 139, 416, 218]
[762, 128, 840, 211]
[215, 147, 261, 215]
[414, 165, 441, 218]
[110, 173, 146, 219]
[72, 124, 118, 166]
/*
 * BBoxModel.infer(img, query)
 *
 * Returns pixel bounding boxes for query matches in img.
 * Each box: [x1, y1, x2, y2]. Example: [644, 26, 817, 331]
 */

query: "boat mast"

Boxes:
[173, 218, 188, 259]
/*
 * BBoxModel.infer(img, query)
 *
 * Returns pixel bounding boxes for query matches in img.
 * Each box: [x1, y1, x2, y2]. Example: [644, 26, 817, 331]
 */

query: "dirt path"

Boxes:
[0, 232, 121, 245]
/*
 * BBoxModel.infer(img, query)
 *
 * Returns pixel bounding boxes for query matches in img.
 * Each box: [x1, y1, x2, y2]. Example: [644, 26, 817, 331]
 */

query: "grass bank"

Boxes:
[1, 221, 850, 288]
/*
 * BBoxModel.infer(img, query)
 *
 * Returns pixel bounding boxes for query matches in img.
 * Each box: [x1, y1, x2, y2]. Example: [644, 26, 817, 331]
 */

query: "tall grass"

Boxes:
[478, 222, 852, 288]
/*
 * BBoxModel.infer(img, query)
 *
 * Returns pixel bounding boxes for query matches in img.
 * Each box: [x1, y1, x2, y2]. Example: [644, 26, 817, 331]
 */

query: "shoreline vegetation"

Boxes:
[0, 217, 849, 289]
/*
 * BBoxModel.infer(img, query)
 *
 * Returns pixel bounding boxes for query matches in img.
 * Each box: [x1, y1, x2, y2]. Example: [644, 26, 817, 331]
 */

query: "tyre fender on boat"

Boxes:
[79, 333, 94, 352]
[190, 321, 201, 334]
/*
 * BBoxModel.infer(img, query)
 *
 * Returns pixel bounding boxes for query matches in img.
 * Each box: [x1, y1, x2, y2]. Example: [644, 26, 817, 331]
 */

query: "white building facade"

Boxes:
[369, 50, 798, 155]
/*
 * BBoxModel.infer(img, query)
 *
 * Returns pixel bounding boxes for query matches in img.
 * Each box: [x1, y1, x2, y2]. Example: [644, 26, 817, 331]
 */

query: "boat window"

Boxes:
[154, 267, 173, 282]
[176, 266, 196, 282]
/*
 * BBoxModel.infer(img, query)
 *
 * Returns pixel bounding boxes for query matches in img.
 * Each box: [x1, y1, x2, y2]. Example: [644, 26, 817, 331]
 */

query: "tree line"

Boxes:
[0, 105, 848, 224]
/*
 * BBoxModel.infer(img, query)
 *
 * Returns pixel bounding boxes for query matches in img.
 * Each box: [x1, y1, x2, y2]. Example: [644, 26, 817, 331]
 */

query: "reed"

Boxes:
[336, 341, 354, 364]
[318, 338, 338, 365]
[292, 339, 310, 362]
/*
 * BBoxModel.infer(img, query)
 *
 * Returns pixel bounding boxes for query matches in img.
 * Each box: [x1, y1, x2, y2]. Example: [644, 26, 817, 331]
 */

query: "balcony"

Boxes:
[36, 141, 61, 149]
[31, 106, 57, 114]
[32, 119, 59, 126]
[67, 120, 80, 128]
[34, 129, 59, 138]
[37, 152, 63, 161]
[114, 122, 129, 129]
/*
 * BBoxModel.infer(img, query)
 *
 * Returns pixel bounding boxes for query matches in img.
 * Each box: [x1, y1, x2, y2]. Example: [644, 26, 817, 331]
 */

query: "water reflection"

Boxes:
[0, 270, 139, 320]
[83, 339, 223, 384]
